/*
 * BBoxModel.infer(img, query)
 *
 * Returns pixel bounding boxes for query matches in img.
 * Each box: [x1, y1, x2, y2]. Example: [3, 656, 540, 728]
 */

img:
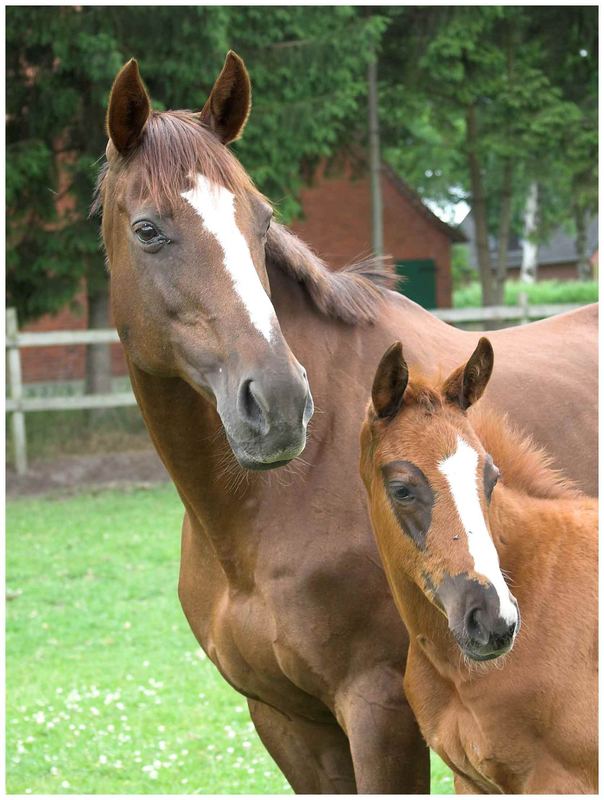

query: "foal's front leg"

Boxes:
[336, 665, 430, 793]
[454, 774, 487, 793]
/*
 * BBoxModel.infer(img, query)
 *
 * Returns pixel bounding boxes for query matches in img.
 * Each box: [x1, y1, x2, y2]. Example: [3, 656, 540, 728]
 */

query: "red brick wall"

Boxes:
[20, 289, 128, 384]
[290, 167, 453, 308]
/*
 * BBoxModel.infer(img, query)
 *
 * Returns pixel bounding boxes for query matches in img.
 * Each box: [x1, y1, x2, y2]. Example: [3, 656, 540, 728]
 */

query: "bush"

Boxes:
[453, 280, 599, 308]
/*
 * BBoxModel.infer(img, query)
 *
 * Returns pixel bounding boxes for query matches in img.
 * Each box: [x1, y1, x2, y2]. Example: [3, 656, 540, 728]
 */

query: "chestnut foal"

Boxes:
[360, 338, 598, 794]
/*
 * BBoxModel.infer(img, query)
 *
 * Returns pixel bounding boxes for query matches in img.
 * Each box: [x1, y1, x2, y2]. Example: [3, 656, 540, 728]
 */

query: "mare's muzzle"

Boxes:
[437, 574, 519, 661]
[216, 356, 313, 470]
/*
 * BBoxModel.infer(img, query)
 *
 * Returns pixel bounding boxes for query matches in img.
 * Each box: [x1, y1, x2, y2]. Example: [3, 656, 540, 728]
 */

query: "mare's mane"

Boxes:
[265, 223, 387, 325]
[93, 110, 389, 325]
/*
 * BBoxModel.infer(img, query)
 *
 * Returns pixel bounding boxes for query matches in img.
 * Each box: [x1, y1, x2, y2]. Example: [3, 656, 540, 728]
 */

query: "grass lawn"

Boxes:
[6, 484, 454, 794]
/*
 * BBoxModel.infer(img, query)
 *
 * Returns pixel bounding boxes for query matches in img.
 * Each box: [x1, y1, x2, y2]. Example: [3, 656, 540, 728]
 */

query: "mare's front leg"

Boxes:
[248, 698, 357, 793]
[336, 665, 430, 793]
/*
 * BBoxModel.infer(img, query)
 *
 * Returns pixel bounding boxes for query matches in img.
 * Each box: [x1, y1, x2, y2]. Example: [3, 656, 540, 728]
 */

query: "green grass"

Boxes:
[453, 279, 598, 308]
[6, 485, 453, 794]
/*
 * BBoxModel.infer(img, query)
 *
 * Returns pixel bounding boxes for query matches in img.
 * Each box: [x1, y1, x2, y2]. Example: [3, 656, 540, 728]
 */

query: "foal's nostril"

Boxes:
[238, 379, 270, 434]
[465, 607, 489, 646]
[492, 621, 517, 649]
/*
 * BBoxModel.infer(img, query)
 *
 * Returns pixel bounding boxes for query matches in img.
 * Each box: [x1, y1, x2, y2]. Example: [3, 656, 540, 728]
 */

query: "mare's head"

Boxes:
[96, 52, 313, 470]
[361, 338, 519, 661]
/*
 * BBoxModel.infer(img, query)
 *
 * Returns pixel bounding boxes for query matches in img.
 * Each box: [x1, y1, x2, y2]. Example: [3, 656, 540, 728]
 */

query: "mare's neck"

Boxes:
[125, 256, 372, 580]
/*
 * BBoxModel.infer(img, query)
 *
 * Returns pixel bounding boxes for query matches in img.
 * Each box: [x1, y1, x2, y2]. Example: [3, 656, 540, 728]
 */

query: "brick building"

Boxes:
[291, 162, 465, 308]
[19, 163, 464, 384]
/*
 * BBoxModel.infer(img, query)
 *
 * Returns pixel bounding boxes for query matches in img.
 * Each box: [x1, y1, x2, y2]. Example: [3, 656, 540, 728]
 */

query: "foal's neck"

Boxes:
[405, 485, 595, 681]
[487, 486, 595, 596]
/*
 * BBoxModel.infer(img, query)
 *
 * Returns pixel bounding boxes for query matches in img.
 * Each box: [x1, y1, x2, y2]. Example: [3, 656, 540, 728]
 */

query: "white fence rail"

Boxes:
[5, 308, 137, 475]
[432, 302, 583, 326]
[5, 302, 586, 475]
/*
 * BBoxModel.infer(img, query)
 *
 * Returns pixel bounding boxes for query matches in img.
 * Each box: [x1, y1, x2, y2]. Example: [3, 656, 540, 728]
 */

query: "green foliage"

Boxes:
[8, 7, 596, 319]
[453, 280, 599, 309]
[6, 485, 454, 793]
[377, 7, 597, 301]
[230, 8, 385, 219]
[7, 7, 380, 321]
[451, 244, 475, 290]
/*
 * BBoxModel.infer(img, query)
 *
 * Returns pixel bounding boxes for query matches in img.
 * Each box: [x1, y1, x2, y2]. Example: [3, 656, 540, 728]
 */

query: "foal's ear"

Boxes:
[107, 59, 151, 155]
[372, 342, 409, 420]
[443, 337, 494, 411]
[200, 51, 252, 144]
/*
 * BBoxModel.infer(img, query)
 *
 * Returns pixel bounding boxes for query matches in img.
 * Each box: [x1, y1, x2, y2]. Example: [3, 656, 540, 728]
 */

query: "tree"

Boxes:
[374, 6, 598, 303]
[530, 7, 598, 281]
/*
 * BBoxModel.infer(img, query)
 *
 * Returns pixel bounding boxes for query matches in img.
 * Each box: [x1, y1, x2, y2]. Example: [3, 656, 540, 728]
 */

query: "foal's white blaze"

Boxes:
[438, 436, 518, 626]
[181, 175, 277, 341]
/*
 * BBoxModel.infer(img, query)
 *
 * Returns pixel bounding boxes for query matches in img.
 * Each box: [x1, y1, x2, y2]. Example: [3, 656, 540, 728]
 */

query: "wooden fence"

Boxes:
[5, 302, 584, 475]
[5, 308, 137, 475]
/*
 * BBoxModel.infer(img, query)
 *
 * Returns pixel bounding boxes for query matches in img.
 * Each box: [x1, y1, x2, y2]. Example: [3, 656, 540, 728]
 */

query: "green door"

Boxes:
[395, 259, 437, 308]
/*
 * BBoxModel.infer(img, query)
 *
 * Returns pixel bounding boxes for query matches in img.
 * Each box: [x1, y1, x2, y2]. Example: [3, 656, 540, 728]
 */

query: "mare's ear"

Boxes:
[107, 59, 151, 155]
[371, 342, 409, 420]
[199, 51, 251, 144]
[442, 337, 494, 411]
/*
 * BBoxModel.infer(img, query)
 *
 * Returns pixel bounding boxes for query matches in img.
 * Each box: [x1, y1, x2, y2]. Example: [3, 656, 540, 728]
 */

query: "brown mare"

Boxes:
[361, 338, 598, 793]
[95, 51, 598, 792]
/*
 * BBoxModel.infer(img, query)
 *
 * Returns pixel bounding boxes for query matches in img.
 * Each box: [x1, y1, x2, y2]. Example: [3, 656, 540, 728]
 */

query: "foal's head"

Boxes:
[361, 339, 519, 662]
[97, 53, 313, 470]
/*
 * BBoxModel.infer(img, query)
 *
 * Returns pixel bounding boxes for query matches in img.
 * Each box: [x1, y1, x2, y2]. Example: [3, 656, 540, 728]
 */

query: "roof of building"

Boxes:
[460, 213, 598, 269]
[383, 164, 468, 244]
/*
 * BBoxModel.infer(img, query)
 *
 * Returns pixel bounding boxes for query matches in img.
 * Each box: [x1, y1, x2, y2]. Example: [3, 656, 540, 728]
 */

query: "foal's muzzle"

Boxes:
[463, 606, 519, 661]
[437, 574, 520, 662]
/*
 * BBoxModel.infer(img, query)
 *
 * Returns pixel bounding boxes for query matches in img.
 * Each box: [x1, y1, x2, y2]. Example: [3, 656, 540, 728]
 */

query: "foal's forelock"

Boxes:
[438, 435, 517, 626]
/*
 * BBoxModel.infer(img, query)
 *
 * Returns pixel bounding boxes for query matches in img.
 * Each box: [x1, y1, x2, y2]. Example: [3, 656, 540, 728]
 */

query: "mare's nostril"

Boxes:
[238, 379, 270, 434]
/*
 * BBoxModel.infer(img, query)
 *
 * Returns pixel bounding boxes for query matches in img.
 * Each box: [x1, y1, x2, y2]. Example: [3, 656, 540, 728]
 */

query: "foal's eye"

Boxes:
[390, 483, 415, 504]
[484, 454, 500, 501]
[133, 221, 170, 248]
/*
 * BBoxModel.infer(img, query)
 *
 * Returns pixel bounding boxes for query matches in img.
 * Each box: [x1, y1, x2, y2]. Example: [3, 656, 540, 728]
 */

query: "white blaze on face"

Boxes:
[181, 174, 277, 342]
[438, 435, 518, 626]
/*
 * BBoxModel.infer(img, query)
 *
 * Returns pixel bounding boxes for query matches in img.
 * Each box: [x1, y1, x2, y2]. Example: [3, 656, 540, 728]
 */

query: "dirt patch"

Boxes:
[7, 449, 171, 499]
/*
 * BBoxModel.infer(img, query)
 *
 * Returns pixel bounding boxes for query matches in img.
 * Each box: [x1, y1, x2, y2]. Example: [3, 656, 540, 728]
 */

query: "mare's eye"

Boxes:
[133, 221, 169, 247]
[390, 483, 415, 504]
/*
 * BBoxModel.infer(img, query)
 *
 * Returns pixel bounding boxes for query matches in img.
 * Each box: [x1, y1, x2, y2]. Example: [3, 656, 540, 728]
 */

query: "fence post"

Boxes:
[6, 308, 27, 475]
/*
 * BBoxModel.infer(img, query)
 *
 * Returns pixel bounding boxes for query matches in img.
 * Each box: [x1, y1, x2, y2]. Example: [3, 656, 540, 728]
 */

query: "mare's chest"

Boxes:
[178, 500, 384, 722]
